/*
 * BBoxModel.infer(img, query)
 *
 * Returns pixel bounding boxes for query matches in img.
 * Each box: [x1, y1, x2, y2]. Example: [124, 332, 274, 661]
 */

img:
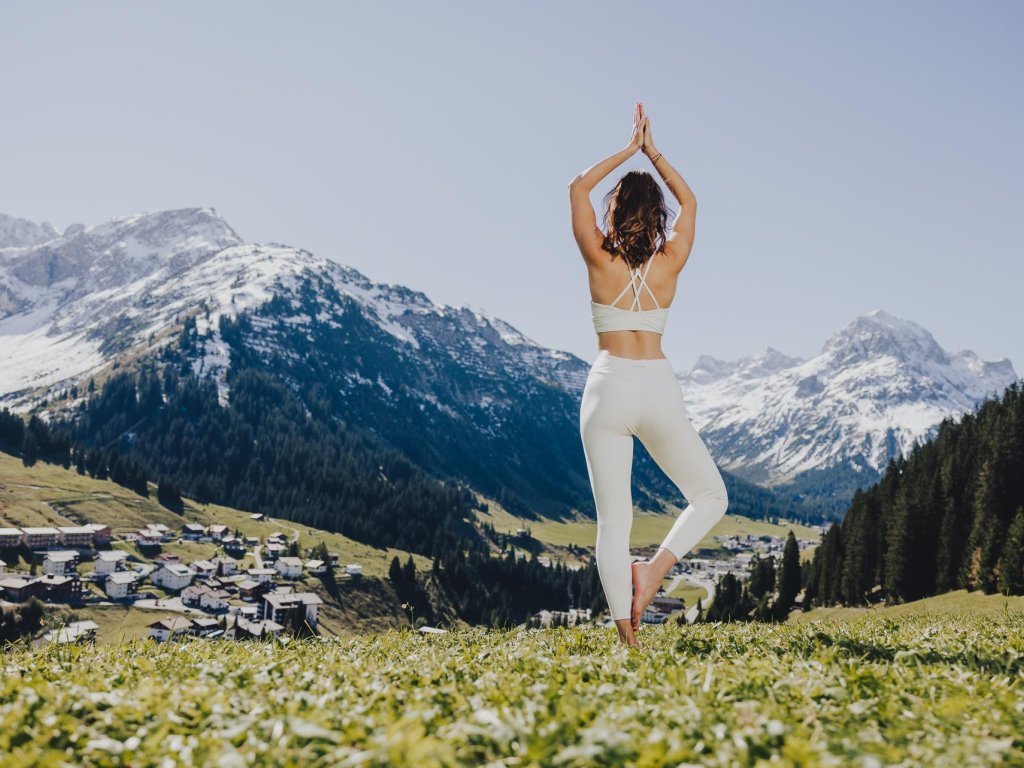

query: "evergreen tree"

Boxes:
[997, 507, 1024, 595]
[776, 530, 801, 617]
[962, 458, 1001, 592]
[21, 429, 38, 466]
[883, 489, 912, 602]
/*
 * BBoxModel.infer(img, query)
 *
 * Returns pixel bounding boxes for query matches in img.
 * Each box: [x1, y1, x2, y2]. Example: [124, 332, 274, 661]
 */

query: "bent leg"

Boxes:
[580, 380, 636, 622]
[636, 379, 730, 561]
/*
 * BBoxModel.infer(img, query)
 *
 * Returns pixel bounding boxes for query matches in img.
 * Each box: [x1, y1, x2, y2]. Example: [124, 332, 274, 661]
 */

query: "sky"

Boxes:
[1, 2, 1021, 373]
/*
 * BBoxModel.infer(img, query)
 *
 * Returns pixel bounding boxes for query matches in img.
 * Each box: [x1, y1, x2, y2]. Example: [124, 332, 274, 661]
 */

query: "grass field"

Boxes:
[2, 609, 1021, 767]
[479, 497, 822, 556]
[665, 580, 708, 607]
[790, 588, 1024, 624]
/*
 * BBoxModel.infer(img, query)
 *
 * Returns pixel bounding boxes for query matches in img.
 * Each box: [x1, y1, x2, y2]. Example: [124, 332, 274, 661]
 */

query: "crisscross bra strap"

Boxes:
[607, 257, 661, 310]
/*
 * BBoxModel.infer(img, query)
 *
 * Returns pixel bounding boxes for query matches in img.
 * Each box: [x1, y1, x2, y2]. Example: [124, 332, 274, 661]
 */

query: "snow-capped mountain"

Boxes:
[0, 212, 61, 250]
[0, 207, 585, 411]
[1, 207, 1017, 521]
[678, 309, 1019, 487]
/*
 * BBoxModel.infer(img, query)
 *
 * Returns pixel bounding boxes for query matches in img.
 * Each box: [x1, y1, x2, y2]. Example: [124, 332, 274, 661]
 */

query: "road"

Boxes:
[683, 575, 717, 624]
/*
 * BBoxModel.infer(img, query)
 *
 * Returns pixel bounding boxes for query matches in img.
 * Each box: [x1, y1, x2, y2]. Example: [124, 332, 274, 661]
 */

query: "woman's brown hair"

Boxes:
[599, 170, 674, 270]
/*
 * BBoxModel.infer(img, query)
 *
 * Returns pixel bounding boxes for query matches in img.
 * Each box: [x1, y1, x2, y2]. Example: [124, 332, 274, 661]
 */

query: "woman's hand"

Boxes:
[627, 102, 648, 153]
[641, 108, 657, 156]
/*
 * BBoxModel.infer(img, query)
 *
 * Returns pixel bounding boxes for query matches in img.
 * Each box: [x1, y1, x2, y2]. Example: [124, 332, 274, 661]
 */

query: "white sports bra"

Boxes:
[590, 256, 670, 335]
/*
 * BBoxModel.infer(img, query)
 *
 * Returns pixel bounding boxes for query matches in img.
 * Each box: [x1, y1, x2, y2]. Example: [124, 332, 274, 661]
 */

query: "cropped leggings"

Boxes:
[579, 350, 729, 621]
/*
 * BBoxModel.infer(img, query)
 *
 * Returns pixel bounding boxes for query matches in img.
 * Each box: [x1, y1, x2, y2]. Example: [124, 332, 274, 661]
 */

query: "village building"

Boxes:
[136, 528, 162, 548]
[85, 523, 112, 543]
[95, 550, 129, 575]
[247, 567, 277, 585]
[0, 528, 23, 548]
[274, 557, 303, 579]
[343, 564, 363, 576]
[262, 542, 286, 560]
[207, 524, 230, 540]
[57, 526, 94, 547]
[0, 577, 42, 602]
[212, 557, 239, 576]
[105, 571, 138, 599]
[237, 579, 267, 601]
[222, 537, 246, 555]
[261, 591, 322, 629]
[192, 560, 217, 579]
[43, 550, 79, 576]
[148, 616, 194, 642]
[191, 617, 222, 637]
[44, 620, 99, 645]
[182, 583, 230, 611]
[200, 587, 231, 611]
[36, 574, 83, 602]
[21, 527, 61, 548]
[304, 559, 327, 574]
[151, 563, 195, 591]
[235, 616, 284, 639]
[181, 523, 207, 540]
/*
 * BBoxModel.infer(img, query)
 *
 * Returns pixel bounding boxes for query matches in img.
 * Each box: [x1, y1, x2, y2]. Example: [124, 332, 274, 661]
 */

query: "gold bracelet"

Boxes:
[651, 152, 662, 163]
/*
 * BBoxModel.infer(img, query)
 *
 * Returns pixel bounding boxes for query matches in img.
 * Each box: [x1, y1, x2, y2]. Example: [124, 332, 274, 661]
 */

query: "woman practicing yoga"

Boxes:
[569, 102, 729, 648]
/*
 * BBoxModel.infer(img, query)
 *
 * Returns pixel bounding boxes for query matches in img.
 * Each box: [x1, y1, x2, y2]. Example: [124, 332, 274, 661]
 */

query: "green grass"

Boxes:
[790, 588, 1024, 624]
[2, 611, 1022, 766]
[478, 499, 822, 557]
[665, 580, 708, 607]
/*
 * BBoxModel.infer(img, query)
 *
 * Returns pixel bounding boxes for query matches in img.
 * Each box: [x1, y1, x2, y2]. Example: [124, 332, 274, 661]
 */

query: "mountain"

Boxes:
[4, 207, 781, 526]
[676, 310, 1019, 512]
[0, 212, 62, 250]
[2, 208, 1015, 524]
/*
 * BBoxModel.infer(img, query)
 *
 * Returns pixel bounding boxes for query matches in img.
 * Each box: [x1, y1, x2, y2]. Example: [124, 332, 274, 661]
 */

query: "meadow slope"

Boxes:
[2, 610, 1022, 767]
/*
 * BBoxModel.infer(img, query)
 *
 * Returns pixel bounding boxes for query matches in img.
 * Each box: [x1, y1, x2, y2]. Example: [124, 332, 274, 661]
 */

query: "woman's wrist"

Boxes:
[644, 145, 660, 159]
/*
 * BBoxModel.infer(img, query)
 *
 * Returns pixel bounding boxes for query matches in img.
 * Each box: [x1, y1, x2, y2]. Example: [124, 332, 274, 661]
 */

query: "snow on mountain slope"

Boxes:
[677, 309, 1019, 485]
[0, 207, 583, 410]
[0, 212, 61, 250]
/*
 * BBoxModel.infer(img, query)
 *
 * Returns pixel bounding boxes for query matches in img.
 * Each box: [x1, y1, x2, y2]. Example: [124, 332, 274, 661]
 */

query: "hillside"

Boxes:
[805, 380, 1024, 608]
[2, 612, 1022, 766]
[0, 450, 442, 636]
[790, 587, 1024, 624]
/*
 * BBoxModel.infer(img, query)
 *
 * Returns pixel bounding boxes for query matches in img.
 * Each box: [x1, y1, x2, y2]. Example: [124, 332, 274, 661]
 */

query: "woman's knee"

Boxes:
[699, 477, 729, 520]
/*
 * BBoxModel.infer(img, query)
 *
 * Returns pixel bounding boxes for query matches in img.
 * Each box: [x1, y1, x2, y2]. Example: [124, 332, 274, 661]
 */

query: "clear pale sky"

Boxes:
[2, 2, 1021, 373]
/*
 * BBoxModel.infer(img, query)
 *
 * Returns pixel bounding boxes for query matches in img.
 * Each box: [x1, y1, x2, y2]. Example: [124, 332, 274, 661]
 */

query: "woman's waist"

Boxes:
[587, 348, 677, 380]
[595, 335, 668, 361]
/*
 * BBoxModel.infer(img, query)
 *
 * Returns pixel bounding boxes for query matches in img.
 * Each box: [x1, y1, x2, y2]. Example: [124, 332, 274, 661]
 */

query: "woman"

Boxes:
[568, 102, 729, 648]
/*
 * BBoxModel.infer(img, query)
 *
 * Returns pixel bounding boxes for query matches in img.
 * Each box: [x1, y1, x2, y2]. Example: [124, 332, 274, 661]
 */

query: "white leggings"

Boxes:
[579, 350, 729, 621]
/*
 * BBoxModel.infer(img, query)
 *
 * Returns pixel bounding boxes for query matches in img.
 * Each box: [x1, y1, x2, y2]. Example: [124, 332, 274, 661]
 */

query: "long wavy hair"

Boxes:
[599, 170, 673, 270]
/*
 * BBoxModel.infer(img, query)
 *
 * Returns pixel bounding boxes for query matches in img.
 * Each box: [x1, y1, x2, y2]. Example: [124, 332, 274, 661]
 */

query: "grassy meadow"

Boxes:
[479, 498, 822, 563]
[2, 606, 1022, 767]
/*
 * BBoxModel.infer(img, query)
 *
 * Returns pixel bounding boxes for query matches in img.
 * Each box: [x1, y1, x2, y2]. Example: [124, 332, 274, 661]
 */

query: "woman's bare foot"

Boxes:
[613, 617, 640, 647]
[631, 557, 667, 631]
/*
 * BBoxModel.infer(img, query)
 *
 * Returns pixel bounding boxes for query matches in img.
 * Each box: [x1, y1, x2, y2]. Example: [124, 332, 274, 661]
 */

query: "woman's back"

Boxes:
[587, 248, 685, 359]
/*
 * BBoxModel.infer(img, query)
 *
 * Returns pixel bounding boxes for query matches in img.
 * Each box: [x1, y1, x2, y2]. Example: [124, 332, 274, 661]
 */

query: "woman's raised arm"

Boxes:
[642, 115, 697, 268]
[568, 104, 646, 261]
